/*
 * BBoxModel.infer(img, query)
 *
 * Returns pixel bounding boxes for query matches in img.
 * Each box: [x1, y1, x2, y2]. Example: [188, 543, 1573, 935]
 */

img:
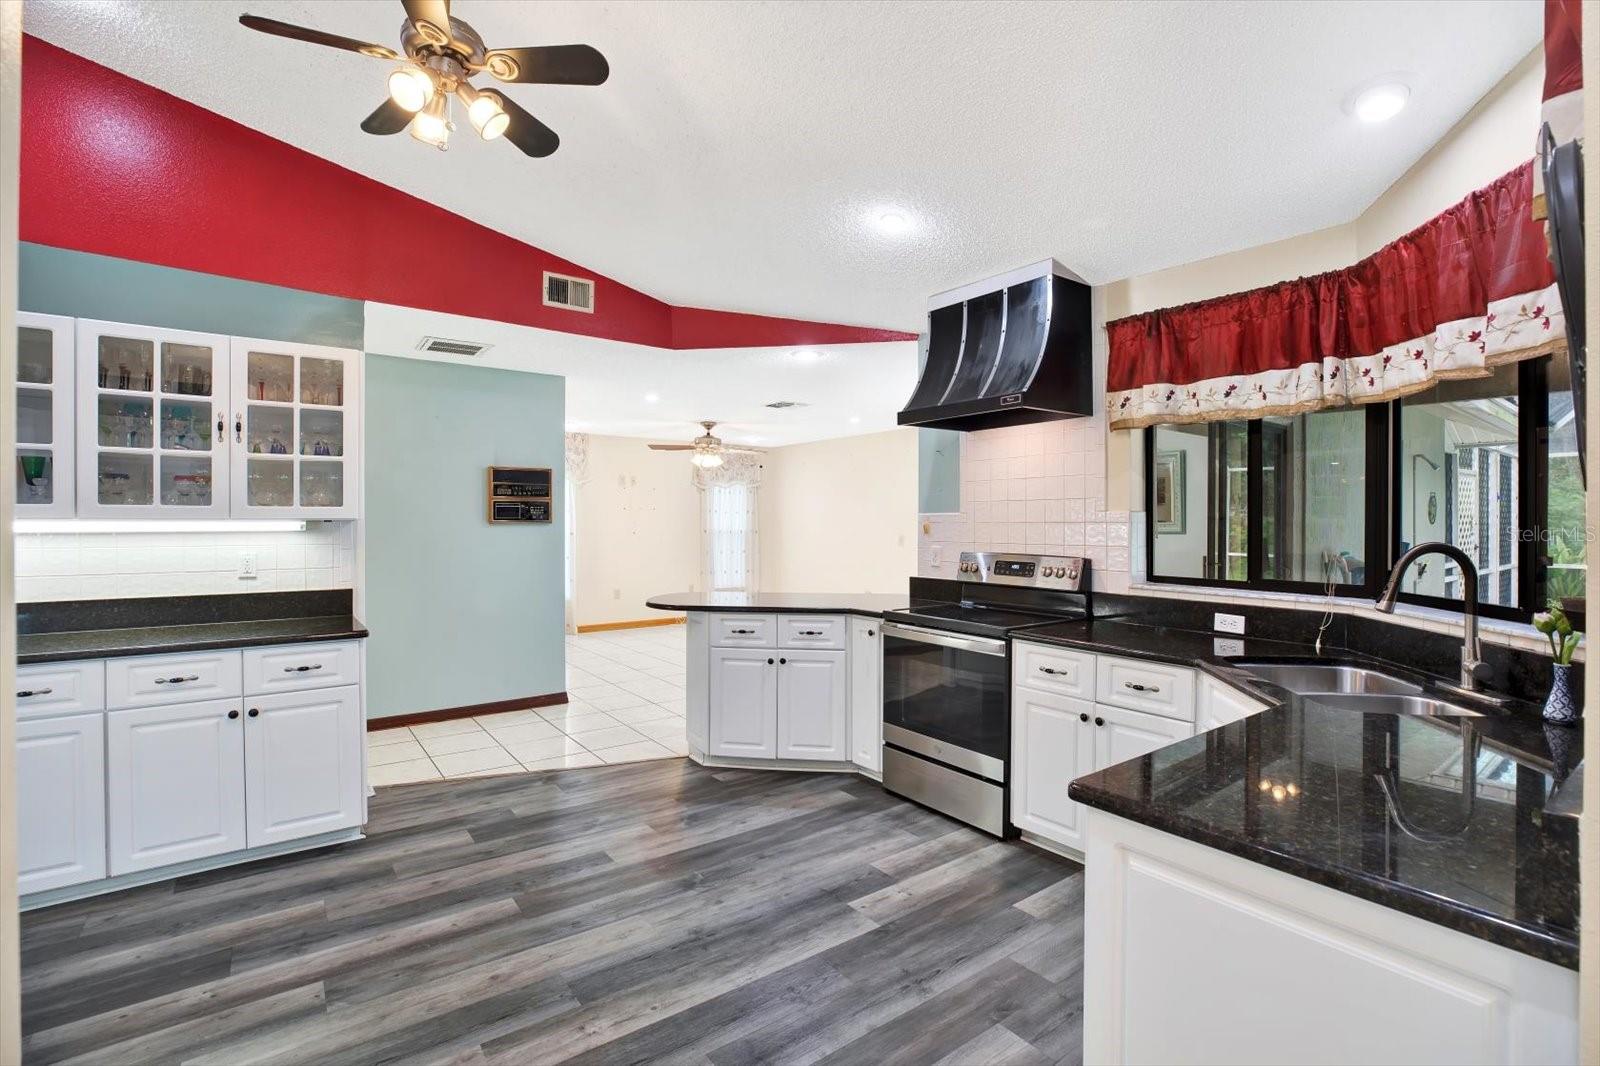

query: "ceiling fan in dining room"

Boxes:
[648, 423, 765, 469]
[238, 0, 609, 157]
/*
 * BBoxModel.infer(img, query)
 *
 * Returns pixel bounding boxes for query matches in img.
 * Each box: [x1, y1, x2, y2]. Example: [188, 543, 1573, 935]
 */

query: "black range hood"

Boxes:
[898, 260, 1093, 432]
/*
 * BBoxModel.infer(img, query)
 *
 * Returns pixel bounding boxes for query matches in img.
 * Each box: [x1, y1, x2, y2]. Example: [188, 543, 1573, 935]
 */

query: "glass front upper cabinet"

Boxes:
[76, 320, 231, 517]
[15, 312, 76, 516]
[229, 338, 360, 519]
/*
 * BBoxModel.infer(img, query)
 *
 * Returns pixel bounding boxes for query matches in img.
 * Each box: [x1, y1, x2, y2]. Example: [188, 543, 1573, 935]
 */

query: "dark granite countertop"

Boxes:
[19, 615, 368, 665]
[646, 592, 914, 616]
[1040, 618, 1582, 969]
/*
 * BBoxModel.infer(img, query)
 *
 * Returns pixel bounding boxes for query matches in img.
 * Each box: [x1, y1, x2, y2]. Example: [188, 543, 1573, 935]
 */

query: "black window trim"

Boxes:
[1141, 356, 1561, 624]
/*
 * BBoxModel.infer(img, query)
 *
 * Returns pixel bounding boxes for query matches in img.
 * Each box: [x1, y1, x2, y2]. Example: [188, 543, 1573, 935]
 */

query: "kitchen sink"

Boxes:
[1233, 662, 1423, 697]
[1294, 692, 1489, 718]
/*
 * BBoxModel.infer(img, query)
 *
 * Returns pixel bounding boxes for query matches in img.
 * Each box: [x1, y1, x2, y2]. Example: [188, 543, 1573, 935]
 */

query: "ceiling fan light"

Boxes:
[691, 451, 724, 469]
[410, 95, 450, 150]
[387, 65, 435, 113]
[468, 93, 510, 141]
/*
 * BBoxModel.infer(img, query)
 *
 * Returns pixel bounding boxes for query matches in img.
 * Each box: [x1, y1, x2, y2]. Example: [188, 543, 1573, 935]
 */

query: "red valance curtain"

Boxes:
[1106, 161, 1565, 431]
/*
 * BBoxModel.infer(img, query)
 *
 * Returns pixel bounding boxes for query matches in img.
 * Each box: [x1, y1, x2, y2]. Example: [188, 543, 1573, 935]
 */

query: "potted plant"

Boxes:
[1532, 602, 1583, 725]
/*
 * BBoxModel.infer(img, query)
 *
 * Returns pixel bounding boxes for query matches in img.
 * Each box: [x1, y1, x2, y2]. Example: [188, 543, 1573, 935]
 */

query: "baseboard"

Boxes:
[368, 691, 569, 730]
[576, 617, 685, 633]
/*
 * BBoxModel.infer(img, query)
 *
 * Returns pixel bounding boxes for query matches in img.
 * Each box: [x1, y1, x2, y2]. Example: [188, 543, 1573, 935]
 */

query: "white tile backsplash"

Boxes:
[13, 522, 356, 602]
[919, 418, 1132, 593]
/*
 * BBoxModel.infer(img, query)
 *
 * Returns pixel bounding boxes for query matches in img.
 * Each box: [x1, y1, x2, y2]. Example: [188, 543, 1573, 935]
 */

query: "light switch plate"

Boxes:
[1214, 612, 1245, 634]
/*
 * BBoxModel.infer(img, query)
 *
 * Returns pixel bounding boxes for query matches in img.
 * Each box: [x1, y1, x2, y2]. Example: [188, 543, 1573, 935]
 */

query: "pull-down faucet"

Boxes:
[1375, 541, 1507, 705]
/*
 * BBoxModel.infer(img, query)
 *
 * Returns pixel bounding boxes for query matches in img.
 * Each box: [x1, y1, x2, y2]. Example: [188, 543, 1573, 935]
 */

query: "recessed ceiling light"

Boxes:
[643, 392, 659, 404]
[874, 210, 912, 236]
[1352, 83, 1409, 123]
[791, 349, 823, 363]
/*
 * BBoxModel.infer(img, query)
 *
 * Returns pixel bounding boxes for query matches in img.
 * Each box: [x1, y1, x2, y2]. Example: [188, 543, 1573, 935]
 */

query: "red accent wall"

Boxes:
[19, 36, 915, 350]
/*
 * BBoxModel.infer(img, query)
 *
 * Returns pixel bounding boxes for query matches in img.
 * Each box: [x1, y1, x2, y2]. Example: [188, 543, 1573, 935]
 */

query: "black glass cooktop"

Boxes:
[883, 602, 1085, 639]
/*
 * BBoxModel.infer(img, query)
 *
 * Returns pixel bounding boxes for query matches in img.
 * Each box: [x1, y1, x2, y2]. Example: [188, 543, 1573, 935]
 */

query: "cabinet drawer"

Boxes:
[1095, 655, 1195, 722]
[15, 661, 105, 720]
[777, 615, 848, 650]
[1013, 641, 1095, 699]
[244, 641, 361, 695]
[107, 650, 243, 710]
[710, 613, 778, 648]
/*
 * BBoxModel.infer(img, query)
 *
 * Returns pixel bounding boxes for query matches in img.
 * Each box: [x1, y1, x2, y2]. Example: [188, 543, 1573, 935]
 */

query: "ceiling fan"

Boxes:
[648, 422, 765, 469]
[239, 0, 608, 157]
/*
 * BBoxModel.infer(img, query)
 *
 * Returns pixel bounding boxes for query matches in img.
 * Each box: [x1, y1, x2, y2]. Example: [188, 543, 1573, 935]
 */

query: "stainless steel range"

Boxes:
[880, 551, 1090, 836]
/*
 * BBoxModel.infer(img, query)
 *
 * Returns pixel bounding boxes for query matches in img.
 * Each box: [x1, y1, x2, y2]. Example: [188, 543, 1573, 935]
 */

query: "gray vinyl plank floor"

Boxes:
[21, 759, 1084, 1065]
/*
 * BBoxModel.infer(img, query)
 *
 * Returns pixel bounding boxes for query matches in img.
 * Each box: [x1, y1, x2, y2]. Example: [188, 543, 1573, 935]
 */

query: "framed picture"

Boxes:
[1154, 450, 1186, 534]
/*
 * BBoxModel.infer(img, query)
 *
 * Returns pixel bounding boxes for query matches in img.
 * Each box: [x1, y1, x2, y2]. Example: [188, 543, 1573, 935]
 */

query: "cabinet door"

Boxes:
[230, 338, 360, 520]
[244, 685, 363, 847]
[1011, 688, 1096, 850]
[777, 649, 848, 761]
[18, 714, 106, 893]
[1092, 703, 1193, 772]
[685, 613, 710, 753]
[16, 312, 76, 517]
[848, 618, 882, 772]
[708, 647, 777, 758]
[77, 319, 231, 518]
[1196, 674, 1270, 732]
[107, 698, 246, 875]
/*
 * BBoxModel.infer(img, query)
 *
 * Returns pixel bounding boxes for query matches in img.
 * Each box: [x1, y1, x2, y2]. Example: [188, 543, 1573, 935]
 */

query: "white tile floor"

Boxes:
[367, 625, 689, 786]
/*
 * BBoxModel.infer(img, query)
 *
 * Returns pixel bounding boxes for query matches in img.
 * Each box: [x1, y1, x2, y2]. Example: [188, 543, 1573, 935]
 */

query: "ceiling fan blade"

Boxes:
[239, 15, 398, 59]
[647, 444, 695, 451]
[484, 45, 610, 86]
[486, 91, 560, 158]
[402, 0, 452, 36]
[723, 448, 767, 454]
[360, 99, 413, 135]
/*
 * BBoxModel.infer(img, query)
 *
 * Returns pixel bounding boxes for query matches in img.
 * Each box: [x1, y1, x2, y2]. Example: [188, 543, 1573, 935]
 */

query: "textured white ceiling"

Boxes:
[363, 301, 919, 447]
[25, 0, 1541, 332]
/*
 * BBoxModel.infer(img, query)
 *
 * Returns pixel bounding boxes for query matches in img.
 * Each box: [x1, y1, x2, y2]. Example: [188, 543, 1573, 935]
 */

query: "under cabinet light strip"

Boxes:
[13, 520, 309, 535]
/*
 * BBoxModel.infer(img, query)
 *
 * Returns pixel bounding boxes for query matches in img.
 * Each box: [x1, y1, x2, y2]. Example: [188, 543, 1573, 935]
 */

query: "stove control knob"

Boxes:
[1042, 566, 1057, 577]
[1066, 567, 1079, 581]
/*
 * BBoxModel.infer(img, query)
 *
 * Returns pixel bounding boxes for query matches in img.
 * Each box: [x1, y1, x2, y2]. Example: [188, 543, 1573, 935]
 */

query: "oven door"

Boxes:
[881, 622, 1008, 780]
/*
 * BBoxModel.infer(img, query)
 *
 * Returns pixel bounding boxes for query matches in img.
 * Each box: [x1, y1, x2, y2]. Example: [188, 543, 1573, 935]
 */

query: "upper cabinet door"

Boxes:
[16, 312, 76, 517]
[229, 338, 361, 520]
[76, 319, 232, 518]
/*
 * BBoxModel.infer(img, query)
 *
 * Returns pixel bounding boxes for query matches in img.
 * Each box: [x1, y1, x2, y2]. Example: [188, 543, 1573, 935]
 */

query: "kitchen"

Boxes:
[0, 1, 1596, 1064]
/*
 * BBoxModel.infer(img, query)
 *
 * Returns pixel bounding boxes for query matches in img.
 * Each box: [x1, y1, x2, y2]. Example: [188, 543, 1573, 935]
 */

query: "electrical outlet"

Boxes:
[237, 551, 259, 580]
[1214, 637, 1246, 657]
[1214, 612, 1245, 635]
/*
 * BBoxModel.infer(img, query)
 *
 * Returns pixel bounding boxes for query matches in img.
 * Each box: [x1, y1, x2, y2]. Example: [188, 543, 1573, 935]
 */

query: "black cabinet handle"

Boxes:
[866, 629, 875, 637]
[779, 657, 787, 665]
[731, 628, 755, 635]
[227, 709, 240, 720]
[1094, 716, 1105, 727]
[798, 629, 823, 636]
[767, 658, 775, 665]
[216, 414, 226, 443]
[155, 675, 200, 685]
[1040, 667, 1067, 676]
[1123, 682, 1160, 693]
[247, 708, 259, 718]
[284, 664, 323, 673]
[1078, 712, 1089, 723]
[234, 415, 243, 443]
[16, 688, 53, 698]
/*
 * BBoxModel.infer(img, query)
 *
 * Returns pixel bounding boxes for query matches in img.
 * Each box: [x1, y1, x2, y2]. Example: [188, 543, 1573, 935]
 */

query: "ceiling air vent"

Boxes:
[544, 271, 595, 313]
[417, 337, 493, 357]
[765, 401, 810, 409]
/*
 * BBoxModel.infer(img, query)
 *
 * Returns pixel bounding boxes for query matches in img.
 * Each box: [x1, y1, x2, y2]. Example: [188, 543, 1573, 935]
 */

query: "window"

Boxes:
[1146, 355, 1584, 621]
[703, 482, 757, 593]
[1149, 410, 1377, 590]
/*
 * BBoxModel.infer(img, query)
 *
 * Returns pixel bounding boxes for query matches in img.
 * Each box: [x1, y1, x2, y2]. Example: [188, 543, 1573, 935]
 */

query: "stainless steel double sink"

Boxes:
[1234, 661, 1490, 717]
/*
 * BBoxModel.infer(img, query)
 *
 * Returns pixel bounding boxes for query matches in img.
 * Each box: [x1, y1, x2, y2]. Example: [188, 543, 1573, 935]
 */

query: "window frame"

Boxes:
[1142, 357, 1566, 623]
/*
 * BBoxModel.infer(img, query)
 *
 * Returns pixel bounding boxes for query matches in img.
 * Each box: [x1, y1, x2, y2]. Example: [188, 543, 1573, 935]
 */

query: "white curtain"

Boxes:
[563, 433, 591, 633]
[695, 453, 762, 594]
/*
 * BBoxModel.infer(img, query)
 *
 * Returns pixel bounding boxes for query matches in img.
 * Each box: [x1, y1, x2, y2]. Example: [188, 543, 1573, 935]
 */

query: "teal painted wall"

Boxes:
[364, 354, 565, 719]
[19, 242, 363, 348]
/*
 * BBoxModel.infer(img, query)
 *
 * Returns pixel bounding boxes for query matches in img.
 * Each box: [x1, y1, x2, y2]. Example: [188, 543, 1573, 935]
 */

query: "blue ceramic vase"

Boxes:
[1543, 663, 1580, 725]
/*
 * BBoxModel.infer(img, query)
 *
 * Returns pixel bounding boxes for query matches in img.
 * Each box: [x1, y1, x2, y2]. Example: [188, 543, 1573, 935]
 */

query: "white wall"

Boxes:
[573, 434, 702, 627]
[760, 429, 917, 593]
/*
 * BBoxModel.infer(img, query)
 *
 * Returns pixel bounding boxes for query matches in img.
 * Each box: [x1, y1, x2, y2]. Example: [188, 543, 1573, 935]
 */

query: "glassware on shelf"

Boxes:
[301, 357, 344, 406]
[18, 327, 52, 384]
[247, 351, 293, 403]
[98, 396, 153, 449]
[161, 457, 213, 506]
[98, 453, 153, 506]
[300, 460, 343, 508]
[161, 343, 214, 396]
[247, 458, 294, 507]
[300, 409, 344, 456]
[160, 401, 212, 451]
[101, 335, 155, 394]
[17, 452, 51, 505]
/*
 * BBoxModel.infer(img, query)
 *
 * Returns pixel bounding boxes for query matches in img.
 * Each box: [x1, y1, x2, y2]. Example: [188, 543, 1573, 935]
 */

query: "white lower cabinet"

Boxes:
[17, 714, 106, 893]
[709, 647, 779, 758]
[848, 617, 882, 772]
[244, 686, 363, 847]
[777, 650, 847, 760]
[1010, 688, 1097, 851]
[1094, 703, 1193, 765]
[1196, 672, 1270, 731]
[107, 697, 247, 876]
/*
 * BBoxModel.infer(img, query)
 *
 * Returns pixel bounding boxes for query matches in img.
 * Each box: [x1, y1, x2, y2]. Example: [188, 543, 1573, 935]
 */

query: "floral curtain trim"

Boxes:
[1105, 161, 1562, 431]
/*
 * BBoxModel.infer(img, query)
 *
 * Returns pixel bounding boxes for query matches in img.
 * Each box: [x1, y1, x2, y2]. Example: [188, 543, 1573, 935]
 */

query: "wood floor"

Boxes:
[20, 759, 1085, 1065]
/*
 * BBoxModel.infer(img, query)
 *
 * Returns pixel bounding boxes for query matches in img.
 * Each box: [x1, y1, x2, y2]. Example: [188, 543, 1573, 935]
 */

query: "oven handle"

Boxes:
[880, 622, 1007, 658]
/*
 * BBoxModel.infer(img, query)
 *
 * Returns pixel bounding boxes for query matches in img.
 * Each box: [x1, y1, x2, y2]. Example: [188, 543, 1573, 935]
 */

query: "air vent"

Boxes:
[765, 400, 810, 409]
[417, 337, 492, 357]
[543, 271, 595, 313]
